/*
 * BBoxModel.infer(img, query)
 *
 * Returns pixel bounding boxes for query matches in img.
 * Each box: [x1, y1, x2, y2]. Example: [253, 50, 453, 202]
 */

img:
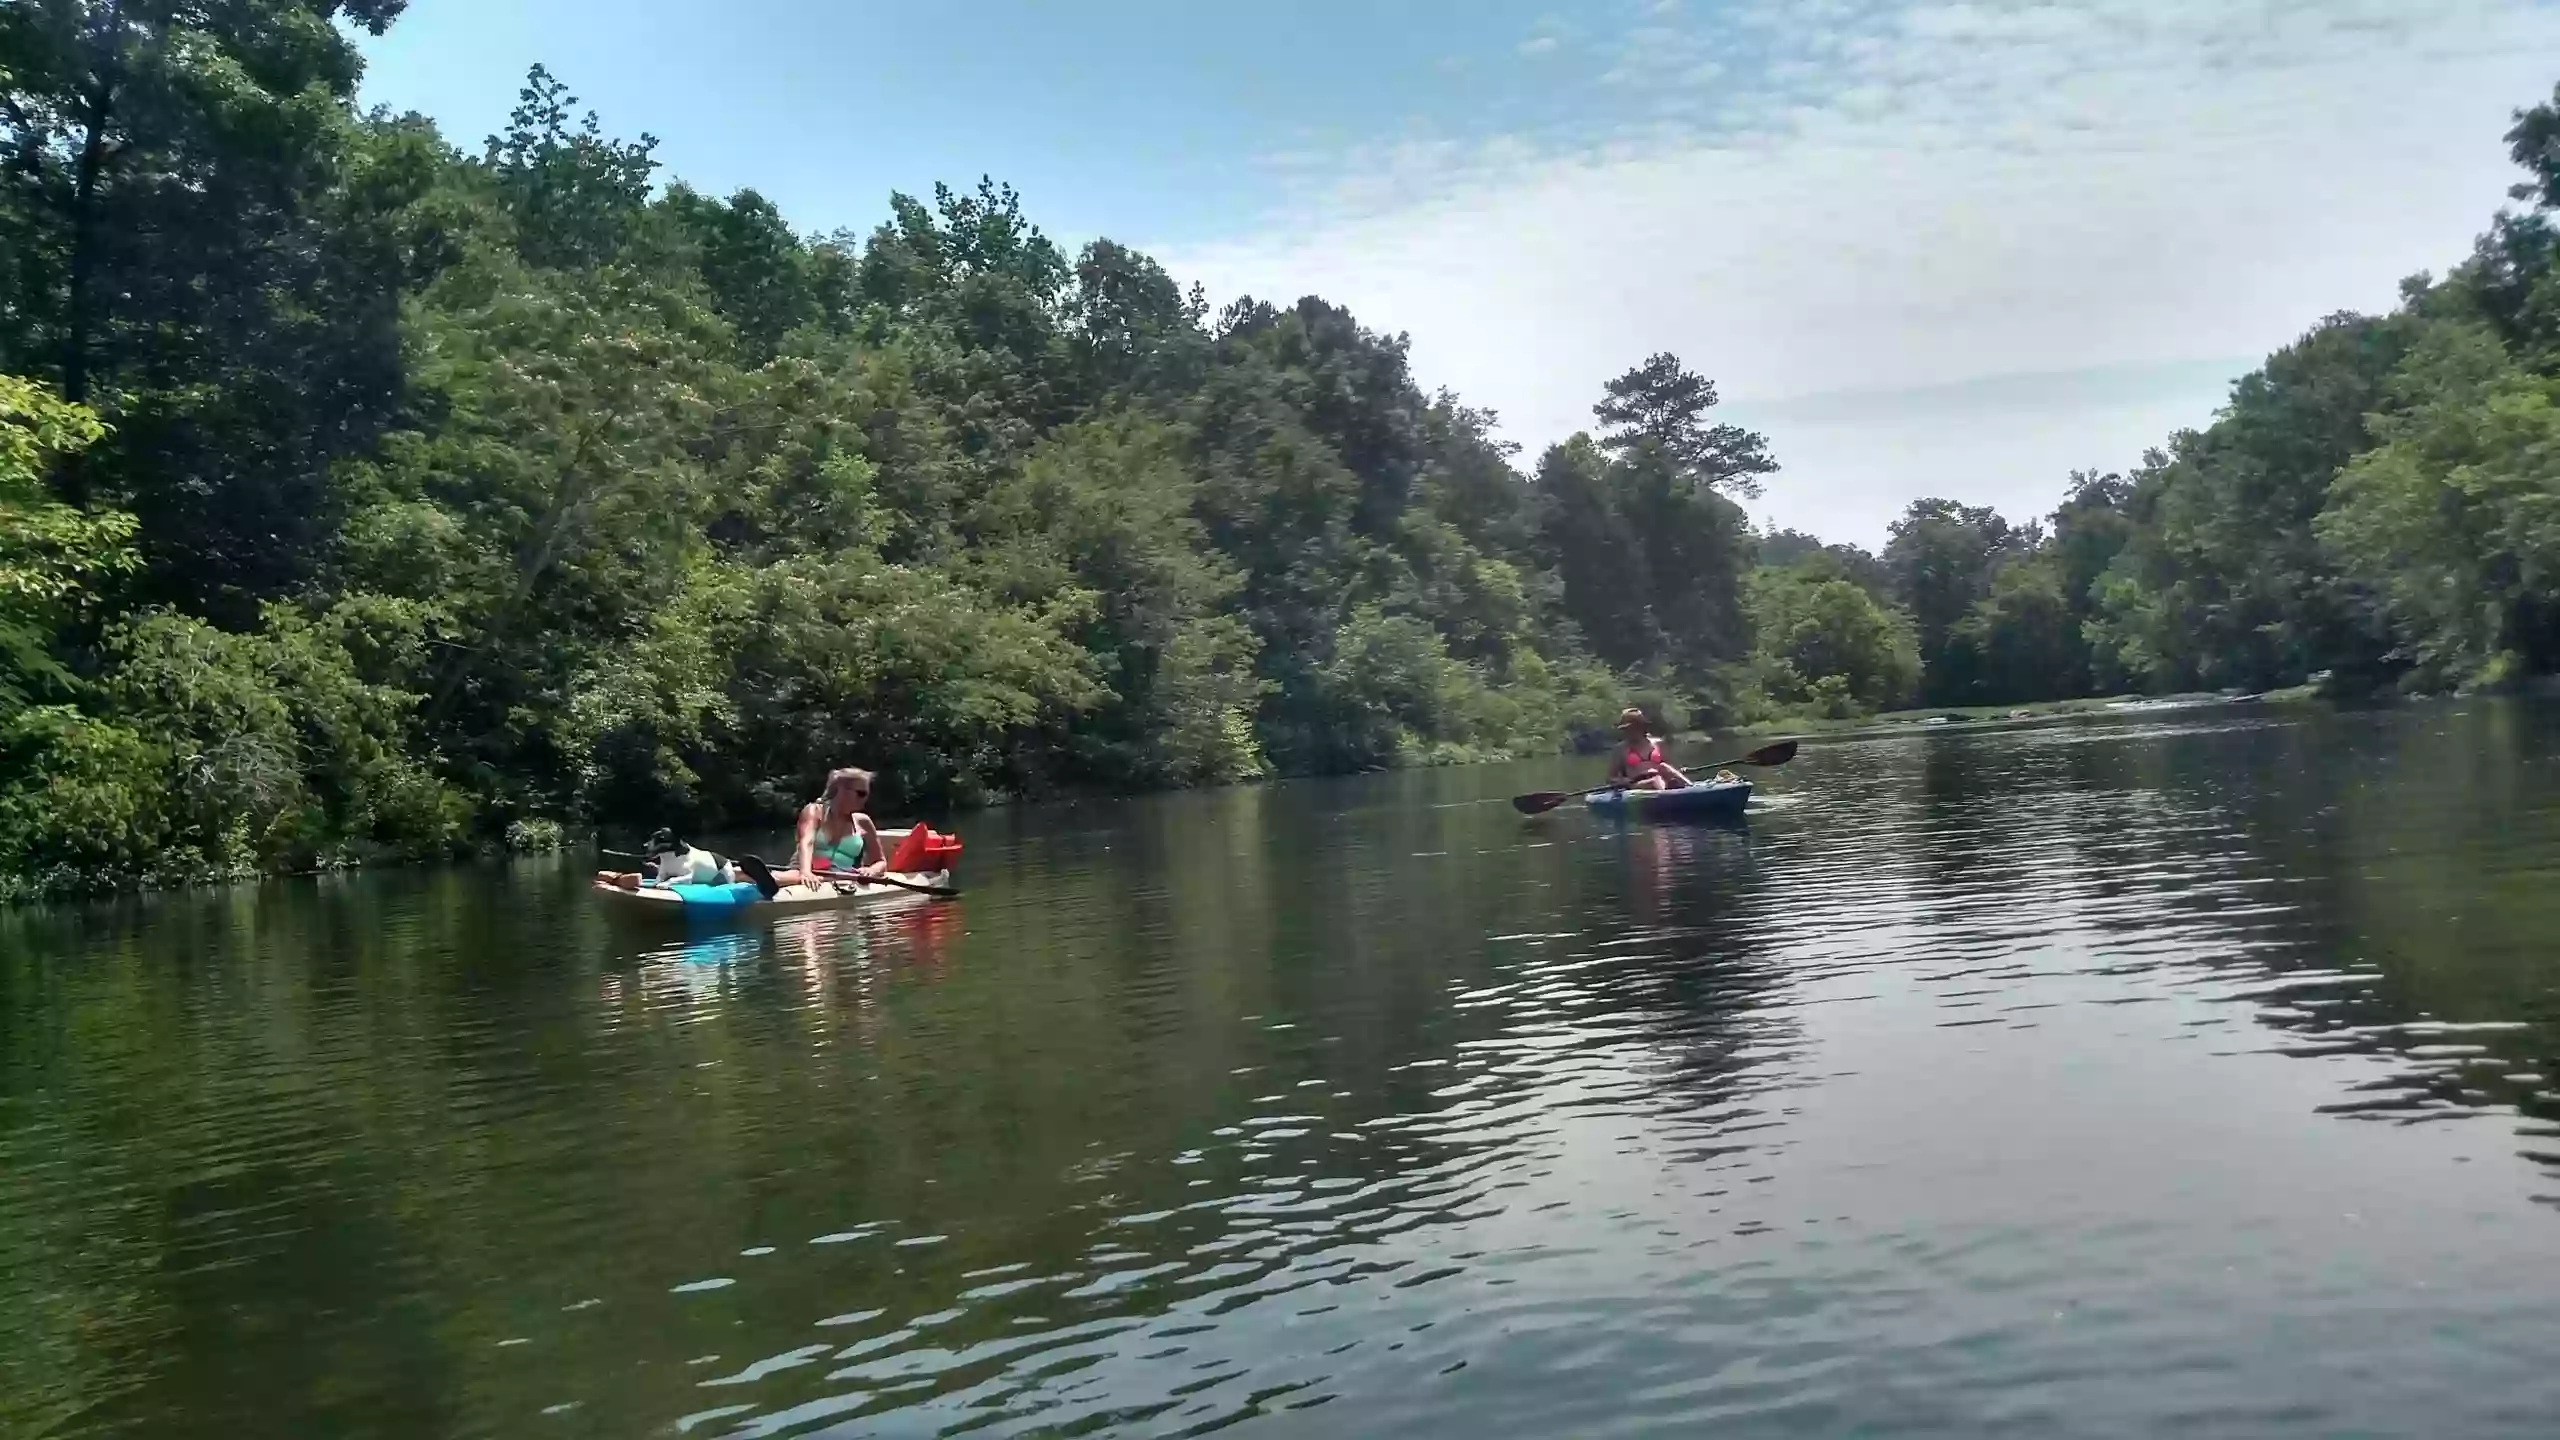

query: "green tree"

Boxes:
[482, 64, 659, 273]
[2086, 315, 2410, 693]
[2469, 83, 2560, 361]
[1, 0, 429, 616]
[2317, 318, 2560, 687]
[1616, 442, 1756, 686]
[1759, 528, 1891, 600]
[1594, 351, 1777, 498]
[1530, 354, 1771, 711]
[2049, 472, 2133, 605]
[0, 374, 128, 715]
[1529, 434, 1651, 668]
[336, 247, 735, 815]
[1418, 397, 1531, 555]
[1747, 562, 1920, 716]
[693, 554, 1106, 810]
[661, 184, 823, 364]
[1884, 498, 2032, 702]
[1066, 238, 1208, 401]
[972, 415, 1266, 786]
[1953, 556, 2086, 705]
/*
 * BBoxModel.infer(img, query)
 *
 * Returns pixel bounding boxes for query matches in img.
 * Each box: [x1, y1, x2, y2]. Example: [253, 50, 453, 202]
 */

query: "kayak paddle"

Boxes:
[1510, 739, 1801, 816]
[828, 871, 959, 900]
[736, 852, 959, 900]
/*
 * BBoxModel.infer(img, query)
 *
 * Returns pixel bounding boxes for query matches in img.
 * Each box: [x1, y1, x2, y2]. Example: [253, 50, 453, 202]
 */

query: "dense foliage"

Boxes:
[0, 11, 1724, 890]
[9, 5, 2560, 892]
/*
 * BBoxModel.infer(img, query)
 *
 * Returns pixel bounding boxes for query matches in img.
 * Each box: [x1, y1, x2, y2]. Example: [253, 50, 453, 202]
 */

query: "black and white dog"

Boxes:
[632, 829, 791, 898]
[640, 828, 737, 887]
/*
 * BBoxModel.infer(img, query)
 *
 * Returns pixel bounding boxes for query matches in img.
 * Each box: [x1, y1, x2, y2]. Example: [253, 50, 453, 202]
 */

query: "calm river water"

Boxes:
[9, 701, 2560, 1438]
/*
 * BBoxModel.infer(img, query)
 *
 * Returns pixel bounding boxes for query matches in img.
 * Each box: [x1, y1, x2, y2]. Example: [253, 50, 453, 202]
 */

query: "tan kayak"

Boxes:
[596, 826, 960, 919]
[592, 870, 955, 918]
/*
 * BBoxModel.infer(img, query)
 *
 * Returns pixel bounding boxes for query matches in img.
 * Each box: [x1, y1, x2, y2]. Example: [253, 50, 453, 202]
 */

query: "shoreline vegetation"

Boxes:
[0, 689, 2330, 909]
[9, 18, 2560, 900]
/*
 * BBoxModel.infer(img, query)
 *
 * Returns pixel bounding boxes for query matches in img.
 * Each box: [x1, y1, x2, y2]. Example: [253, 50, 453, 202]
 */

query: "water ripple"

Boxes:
[10, 705, 2560, 1435]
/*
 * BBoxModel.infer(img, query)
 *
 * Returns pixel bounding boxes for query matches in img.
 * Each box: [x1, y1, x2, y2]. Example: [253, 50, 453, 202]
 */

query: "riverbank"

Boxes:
[1704, 687, 2326, 749]
[0, 690, 2330, 904]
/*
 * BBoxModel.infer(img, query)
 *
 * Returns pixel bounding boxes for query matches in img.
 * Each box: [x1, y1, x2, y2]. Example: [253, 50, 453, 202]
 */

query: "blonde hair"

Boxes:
[821, 768, 873, 807]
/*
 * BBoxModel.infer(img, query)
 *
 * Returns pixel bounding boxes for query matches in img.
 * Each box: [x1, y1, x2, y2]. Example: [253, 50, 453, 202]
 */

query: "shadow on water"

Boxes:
[8, 702, 2560, 1436]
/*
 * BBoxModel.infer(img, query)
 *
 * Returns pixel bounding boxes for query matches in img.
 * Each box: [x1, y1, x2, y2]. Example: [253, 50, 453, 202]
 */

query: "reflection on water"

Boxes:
[7, 701, 2560, 1437]
[604, 905, 968, 1057]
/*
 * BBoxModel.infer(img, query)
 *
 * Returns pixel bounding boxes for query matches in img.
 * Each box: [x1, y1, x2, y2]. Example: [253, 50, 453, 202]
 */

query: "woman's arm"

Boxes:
[856, 815, 886, 878]
[794, 804, 819, 877]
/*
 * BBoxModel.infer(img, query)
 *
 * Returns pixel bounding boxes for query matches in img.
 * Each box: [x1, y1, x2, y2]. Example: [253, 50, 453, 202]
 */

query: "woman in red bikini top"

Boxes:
[1608, 707, 1694, 791]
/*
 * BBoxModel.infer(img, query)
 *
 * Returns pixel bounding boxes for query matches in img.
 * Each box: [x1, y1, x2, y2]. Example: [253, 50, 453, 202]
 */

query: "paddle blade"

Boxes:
[1512, 791, 1575, 815]
[1741, 740, 1800, 767]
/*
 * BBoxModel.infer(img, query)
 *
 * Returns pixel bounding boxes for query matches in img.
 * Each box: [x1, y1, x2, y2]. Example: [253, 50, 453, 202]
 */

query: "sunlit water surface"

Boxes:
[9, 701, 2560, 1437]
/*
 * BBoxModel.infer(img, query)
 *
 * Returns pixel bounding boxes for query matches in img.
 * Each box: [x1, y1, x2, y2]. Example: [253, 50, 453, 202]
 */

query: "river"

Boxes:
[7, 700, 2560, 1438]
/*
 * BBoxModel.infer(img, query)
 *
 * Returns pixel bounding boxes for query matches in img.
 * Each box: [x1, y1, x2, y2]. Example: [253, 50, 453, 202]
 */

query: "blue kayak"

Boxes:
[1585, 779, 1751, 821]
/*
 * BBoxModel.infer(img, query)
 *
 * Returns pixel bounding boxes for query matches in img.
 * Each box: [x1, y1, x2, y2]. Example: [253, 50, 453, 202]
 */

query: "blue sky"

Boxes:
[357, 0, 1611, 244]
[359, 0, 2560, 547]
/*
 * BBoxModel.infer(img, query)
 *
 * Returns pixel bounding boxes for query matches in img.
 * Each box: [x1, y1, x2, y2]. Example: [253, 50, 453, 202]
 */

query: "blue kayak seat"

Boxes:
[661, 881, 766, 908]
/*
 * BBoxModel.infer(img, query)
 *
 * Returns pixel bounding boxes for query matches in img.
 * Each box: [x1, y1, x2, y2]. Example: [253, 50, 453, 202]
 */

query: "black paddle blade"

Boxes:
[734, 853, 783, 900]
[1742, 739, 1800, 767]
[1511, 791, 1574, 815]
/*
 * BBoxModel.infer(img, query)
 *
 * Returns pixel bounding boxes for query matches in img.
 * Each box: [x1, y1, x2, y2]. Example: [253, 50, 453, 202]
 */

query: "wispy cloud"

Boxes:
[1519, 13, 1572, 59]
[1161, 0, 2560, 544]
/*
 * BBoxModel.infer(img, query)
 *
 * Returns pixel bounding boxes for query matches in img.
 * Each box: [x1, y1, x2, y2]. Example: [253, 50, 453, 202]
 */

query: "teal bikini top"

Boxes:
[814, 821, 870, 870]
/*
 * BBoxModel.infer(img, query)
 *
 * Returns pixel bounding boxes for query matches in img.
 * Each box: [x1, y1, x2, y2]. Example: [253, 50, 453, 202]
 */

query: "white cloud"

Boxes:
[1158, 0, 2560, 547]
[1520, 35, 1561, 57]
[1722, 363, 2246, 547]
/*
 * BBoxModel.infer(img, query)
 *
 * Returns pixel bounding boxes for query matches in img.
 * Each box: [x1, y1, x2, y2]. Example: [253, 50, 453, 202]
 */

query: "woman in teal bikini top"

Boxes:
[776, 767, 884, 886]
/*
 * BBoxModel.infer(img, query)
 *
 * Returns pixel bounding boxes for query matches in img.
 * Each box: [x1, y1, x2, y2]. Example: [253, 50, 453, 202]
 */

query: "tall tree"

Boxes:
[1593, 350, 1777, 498]
[0, 374, 128, 715]
[1529, 434, 1653, 669]
[2089, 315, 2410, 692]
[2048, 471, 2134, 612]
[2317, 317, 2560, 687]
[661, 184, 821, 365]
[1760, 528, 1891, 600]
[0, 0, 423, 617]
[1884, 498, 2031, 702]
[482, 64, 658, 273]
[1523, 354, 1775, 707]
[1065, 238, 1208, 401]
[1953, 557, 2084, 705]
[1747, 561, 1919, 716]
